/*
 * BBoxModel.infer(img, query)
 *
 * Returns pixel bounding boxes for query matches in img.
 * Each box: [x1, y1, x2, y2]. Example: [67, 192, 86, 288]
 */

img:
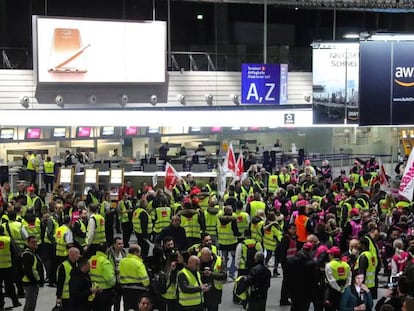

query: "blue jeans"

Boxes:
[220, 250, 236, 277]
[23, 285, 39, 311]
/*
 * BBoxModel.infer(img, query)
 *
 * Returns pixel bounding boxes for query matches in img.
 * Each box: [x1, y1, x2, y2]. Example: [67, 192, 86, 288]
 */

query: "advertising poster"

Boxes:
[34, 16, 166, 83]
[241, 64, 288, 105]
[312, 43, 359, 124]
[360, 41, 414, 126]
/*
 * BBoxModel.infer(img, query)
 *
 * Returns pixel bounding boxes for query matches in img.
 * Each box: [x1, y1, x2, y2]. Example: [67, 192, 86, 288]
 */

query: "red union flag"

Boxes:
[225, 143, 236, 175]
[399, 149, 414, 200]
[164, 162, 181, 193]
[236, 152, 244, 178]
[378, 158, 390, 189]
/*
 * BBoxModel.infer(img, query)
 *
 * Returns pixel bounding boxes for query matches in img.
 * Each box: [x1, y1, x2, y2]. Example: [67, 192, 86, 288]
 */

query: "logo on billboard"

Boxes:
[394, 67, 414, 87]
[347, 109, 359, 121]
[392, 42, 414, 104]
[284, 113, 295, 125]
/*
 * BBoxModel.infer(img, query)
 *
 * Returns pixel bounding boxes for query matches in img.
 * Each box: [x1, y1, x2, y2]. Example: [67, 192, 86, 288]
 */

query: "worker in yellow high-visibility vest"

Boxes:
[177, 255, 210, 311]
[85, 204, 106, 259]
[26, 151, 38, 186]
[217, 206, 240, 280]
[0, 226, 21, 308]
[21, 236, 44, 311]
[43, 156, 55, 193]
[89, 244, 115, 311]
[199, 247, 226, 311]
[55, 216, 74, 267]
[55, 247, 80, 310]
[2, 210, 28, 253]
[363, 222, 380, 299]
[119, 244, 150, 311]
[325, 246, 351, 311]
[132, 199, 153, 258]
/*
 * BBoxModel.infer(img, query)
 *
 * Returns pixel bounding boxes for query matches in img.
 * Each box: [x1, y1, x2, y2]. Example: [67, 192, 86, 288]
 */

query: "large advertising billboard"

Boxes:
[33, 16, 166, 83]
[312, 43, 359, 124]
[360, 41, 414, 125]
[241, 64, 288, 105]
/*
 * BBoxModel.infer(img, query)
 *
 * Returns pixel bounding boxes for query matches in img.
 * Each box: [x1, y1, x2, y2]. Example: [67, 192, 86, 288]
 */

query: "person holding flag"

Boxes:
[236, 152, 244, 179]
[224, 143, 237, 177]
[164, 162, 182, 195]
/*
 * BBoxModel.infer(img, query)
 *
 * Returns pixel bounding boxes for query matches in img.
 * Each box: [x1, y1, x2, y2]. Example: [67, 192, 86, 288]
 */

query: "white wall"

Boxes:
[0, 69, 312, 109]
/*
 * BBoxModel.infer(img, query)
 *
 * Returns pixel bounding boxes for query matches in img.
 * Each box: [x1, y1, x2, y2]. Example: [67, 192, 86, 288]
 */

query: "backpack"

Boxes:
[233, 275, 249, 308]
[243, 240, 258, 270]
[149, 270, 167, 295]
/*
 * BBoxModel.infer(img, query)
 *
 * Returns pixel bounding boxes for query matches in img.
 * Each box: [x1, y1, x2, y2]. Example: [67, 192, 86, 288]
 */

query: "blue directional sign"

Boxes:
[241, 63, 288, 105]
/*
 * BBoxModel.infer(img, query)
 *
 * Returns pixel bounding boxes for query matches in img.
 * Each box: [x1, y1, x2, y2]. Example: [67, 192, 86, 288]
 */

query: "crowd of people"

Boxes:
[1, 155, 414, 311]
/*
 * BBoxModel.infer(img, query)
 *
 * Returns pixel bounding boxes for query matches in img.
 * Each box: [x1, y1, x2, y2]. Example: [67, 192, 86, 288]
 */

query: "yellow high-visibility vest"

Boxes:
[0, 235, 12, 268]
[154, 206, 171, 233]
[91, 214, 105, 245]
[55, 225, 70, 257]
[132, 208, 153, 234]
[178, 267, 203, 307]
[119, 254, 150, 286]
[59, 260, 73, 299]
[217, 221, 237, 246]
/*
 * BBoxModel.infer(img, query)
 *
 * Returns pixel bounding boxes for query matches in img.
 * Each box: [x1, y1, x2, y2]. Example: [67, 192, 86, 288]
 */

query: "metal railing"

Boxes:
[0, 47, 30, 69]
[0, 47, 311, 71]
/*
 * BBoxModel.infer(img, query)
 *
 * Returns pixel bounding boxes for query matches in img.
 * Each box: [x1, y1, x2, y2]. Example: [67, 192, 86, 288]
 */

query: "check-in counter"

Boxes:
[71, 170, 233, 197]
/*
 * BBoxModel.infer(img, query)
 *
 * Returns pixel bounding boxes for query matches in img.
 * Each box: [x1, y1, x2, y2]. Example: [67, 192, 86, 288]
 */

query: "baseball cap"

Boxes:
[350, 208, 359, 217]
[302, 242, 314, 251]
[327, 246, 341, 257]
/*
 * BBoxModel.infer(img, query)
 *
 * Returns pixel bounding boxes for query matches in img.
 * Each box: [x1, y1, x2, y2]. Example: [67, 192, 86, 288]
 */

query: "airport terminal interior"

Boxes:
[2, 0, 414, 310]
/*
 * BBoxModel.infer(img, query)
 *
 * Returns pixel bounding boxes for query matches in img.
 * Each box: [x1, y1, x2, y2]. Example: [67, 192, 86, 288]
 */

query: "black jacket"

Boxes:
[286, 250, 319, 298]
[21, 248, 44, 286]
[156, 225, 188, 251]
[69, 268, 92, 311]
[56, 260, 77, 298]
[245, 262, 271, 300]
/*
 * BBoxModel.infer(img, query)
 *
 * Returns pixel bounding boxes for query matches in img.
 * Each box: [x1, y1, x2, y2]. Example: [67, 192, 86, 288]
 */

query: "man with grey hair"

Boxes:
[242, 251, 271, 311]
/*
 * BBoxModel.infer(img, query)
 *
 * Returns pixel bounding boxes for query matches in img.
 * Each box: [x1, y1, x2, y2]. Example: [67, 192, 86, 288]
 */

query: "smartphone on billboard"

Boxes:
[48, 28, 89, 73]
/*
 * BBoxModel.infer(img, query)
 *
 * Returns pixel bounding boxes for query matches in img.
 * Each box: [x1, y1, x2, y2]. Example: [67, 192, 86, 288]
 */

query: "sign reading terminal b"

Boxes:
[241, 64, 288, 105]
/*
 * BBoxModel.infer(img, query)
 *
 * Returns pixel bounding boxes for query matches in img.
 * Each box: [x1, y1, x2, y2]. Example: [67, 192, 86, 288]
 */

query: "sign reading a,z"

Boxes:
[241, 64, 288, 105]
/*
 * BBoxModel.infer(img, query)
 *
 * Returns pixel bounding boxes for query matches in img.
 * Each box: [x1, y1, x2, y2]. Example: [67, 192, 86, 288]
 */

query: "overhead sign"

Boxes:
[241, 64, 288, 105]
[312, 43, 359, 124]
[33, 16, 166, 83]
[360, 41, 414, 125]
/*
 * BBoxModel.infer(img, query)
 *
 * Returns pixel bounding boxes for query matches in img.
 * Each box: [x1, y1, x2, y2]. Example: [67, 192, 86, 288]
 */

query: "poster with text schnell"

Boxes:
[312, 43, 359, 124]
